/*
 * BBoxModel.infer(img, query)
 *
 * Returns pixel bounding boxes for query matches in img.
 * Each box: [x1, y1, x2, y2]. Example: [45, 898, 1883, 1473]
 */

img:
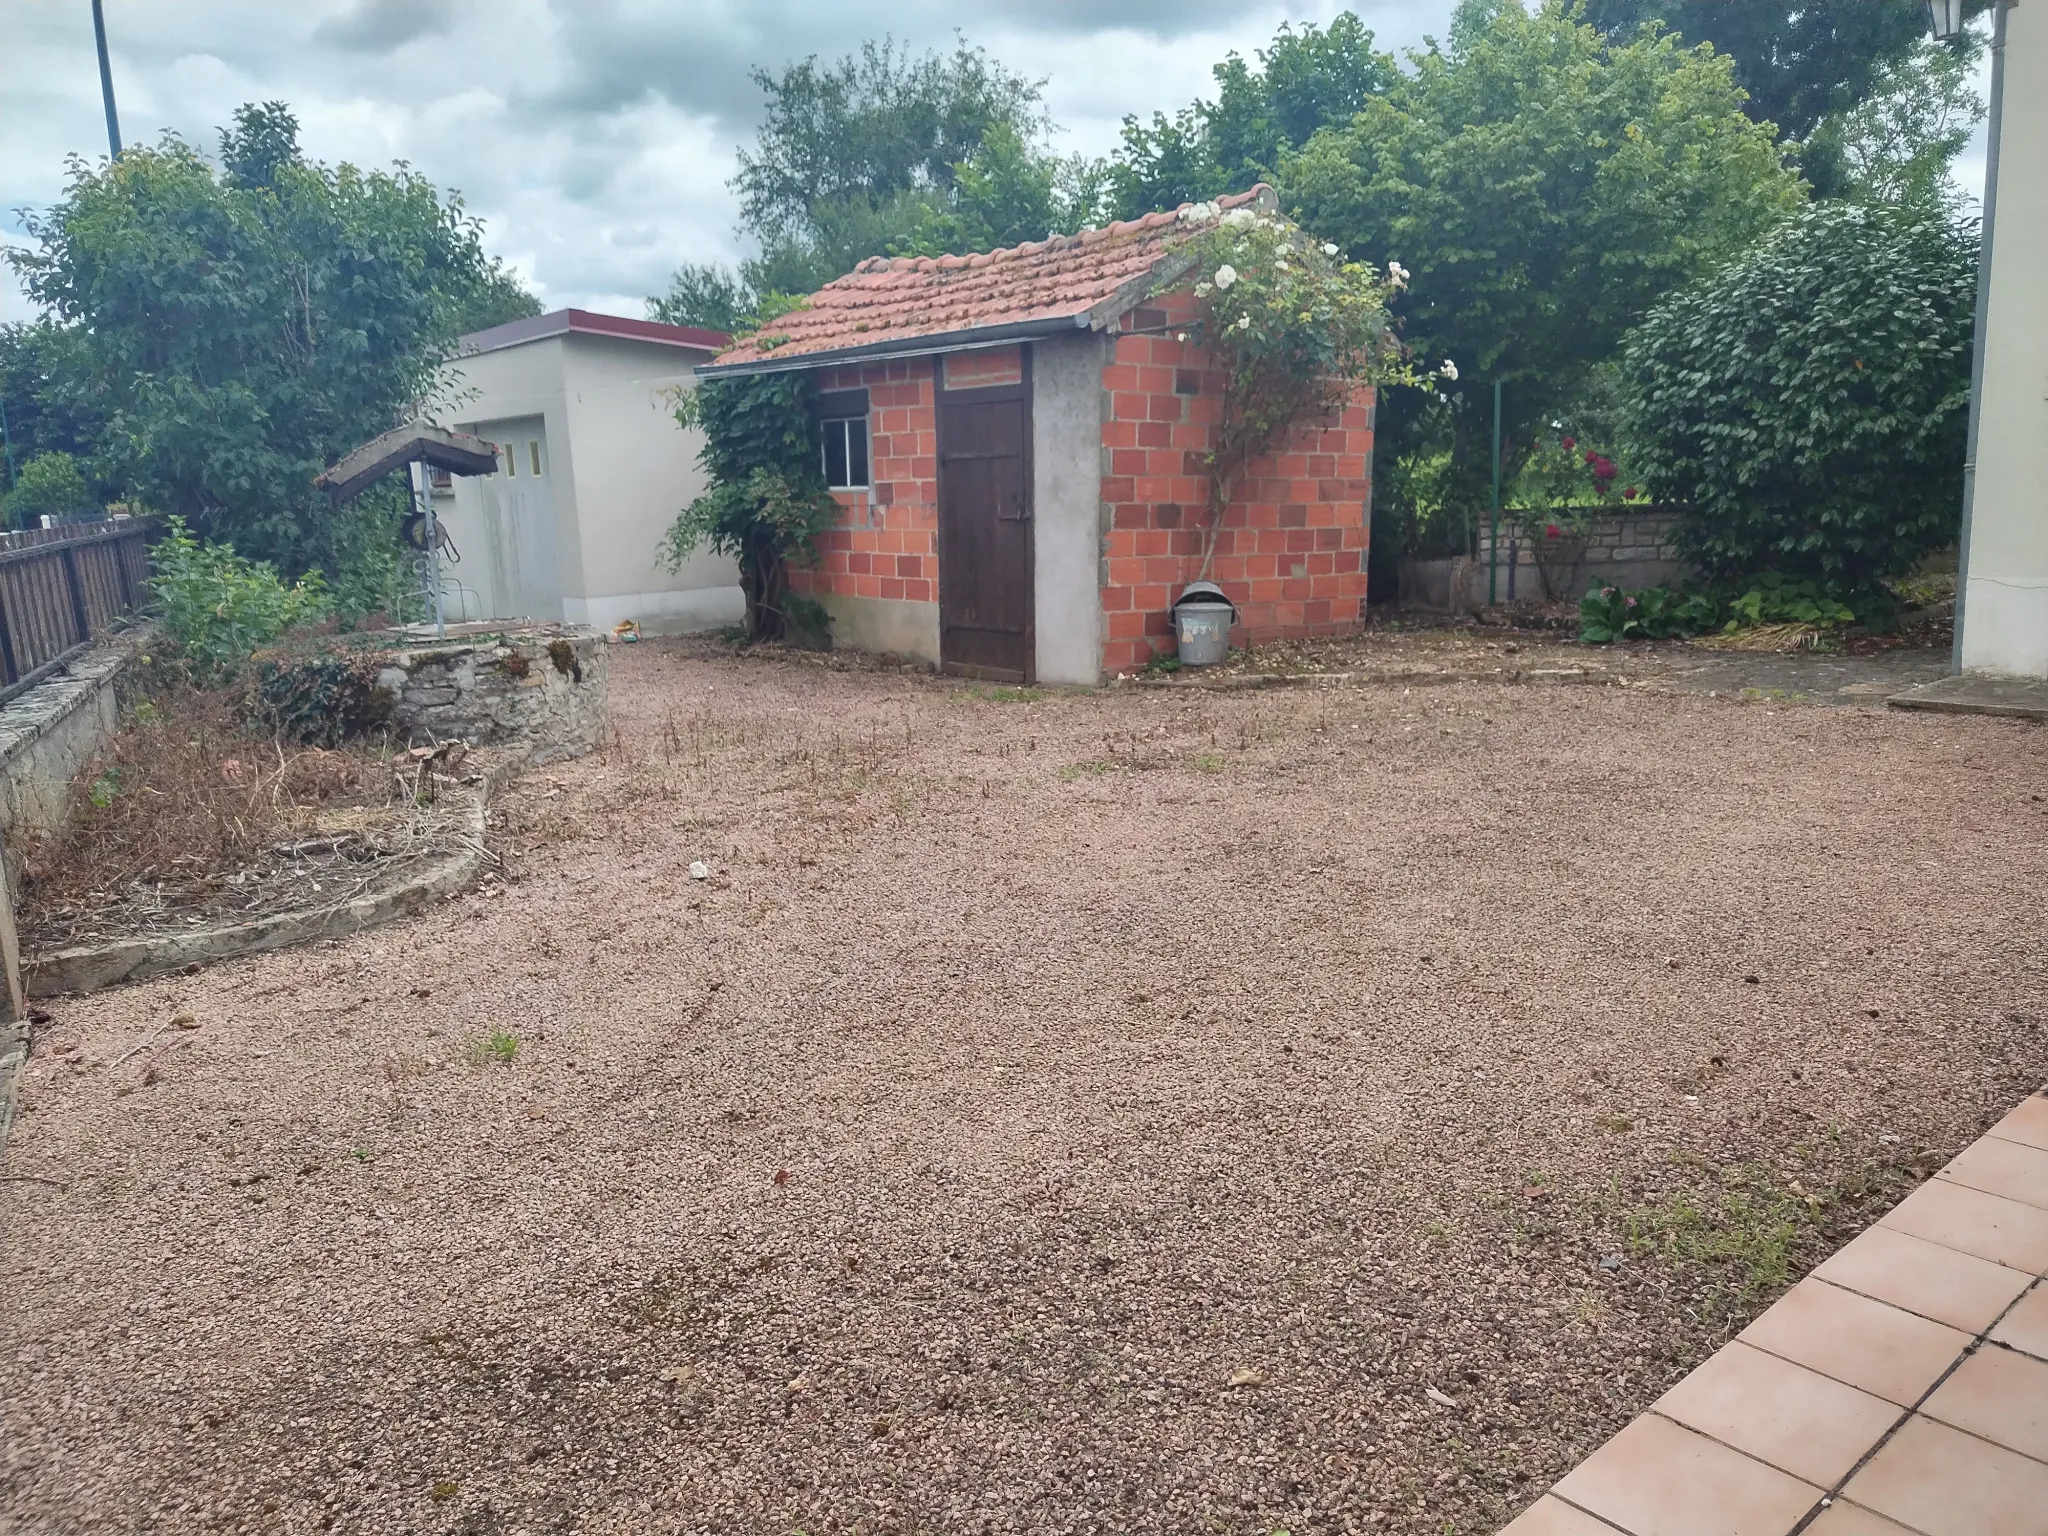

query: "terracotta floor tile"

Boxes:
[1738, 1279, 1972, 1406]
[1989, 1280, 2048, 1360]
[1650, 1342, 1903, 1487]
[1497, 1494, 1629, 1536]
[1801, 1503, 1924, 1536]
[1549, 1413, 1822, 1536]
[1879, 1178, 2048, 1275]
[1987, 1092, 2048, 1153]
[1841, 1414, 2048, 1535]
[1814, 1226, 2035, 1333]
[1920, 1343, 2048, 1462]
[1937, 1135, 2048, 1213]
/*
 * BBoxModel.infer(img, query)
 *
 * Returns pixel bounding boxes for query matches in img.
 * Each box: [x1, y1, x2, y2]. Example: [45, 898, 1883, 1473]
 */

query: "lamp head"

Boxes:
[1925, 0, 1969, 39]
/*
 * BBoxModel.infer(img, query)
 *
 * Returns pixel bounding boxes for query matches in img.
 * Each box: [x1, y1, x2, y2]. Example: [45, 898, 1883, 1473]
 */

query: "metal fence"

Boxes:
[0, 518, 154, 706]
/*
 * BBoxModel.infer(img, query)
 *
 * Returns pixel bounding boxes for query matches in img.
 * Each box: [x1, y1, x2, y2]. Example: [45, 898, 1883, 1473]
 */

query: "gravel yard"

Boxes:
[4, 638, 2046, 1536]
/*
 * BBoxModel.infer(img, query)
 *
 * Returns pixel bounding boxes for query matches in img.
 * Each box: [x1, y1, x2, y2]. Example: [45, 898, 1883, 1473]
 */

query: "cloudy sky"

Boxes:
[1, 1, 1986, 327]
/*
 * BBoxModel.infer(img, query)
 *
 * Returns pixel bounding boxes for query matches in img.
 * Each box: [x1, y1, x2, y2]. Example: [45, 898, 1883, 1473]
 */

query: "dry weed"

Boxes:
[18, 681, 414, 943]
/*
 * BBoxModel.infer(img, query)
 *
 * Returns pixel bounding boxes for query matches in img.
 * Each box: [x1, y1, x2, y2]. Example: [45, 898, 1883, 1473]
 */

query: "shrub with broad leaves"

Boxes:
[1620, 199, 1975, 589]
[148, 516, 329, 678]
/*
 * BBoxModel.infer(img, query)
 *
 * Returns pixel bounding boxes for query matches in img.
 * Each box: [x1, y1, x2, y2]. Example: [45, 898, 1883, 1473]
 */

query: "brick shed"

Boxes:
[700, 185, 1375, 684]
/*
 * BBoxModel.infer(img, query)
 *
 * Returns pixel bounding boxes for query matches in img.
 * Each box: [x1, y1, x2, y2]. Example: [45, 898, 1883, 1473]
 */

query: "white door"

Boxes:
[475, 417, 562, 622]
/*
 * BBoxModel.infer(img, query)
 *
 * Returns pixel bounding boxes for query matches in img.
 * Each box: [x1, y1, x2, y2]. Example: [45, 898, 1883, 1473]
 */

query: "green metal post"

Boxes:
[1488, 381, 1501, 605]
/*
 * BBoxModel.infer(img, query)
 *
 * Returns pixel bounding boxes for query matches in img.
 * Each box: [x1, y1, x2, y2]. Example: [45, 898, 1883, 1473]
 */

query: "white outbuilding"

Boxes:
[431, 308, 740, 633]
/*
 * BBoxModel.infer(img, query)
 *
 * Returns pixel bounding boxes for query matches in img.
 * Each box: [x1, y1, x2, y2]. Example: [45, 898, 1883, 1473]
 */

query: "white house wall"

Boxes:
[1959, 3, 2048, 675]
[442, 337, 586, 618]
[556, 332, 741, 633]
[439, 331, 742, 634]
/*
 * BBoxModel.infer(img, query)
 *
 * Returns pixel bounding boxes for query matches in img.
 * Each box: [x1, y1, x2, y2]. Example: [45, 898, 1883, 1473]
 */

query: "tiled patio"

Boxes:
[1502, 1089, 2048, 1536]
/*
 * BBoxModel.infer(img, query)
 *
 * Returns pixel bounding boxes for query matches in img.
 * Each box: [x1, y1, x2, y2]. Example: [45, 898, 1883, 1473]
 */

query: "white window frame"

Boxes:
[820, 415, 870, 491]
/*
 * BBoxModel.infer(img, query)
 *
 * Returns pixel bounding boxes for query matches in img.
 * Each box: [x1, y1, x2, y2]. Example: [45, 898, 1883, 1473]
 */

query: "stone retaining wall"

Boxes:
[374, 625, 608, 764]
[0, 631, 143, 894]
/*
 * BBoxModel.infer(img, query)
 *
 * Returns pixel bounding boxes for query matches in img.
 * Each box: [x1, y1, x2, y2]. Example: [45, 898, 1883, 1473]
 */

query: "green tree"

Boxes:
[1106, 108, 1220, 224]
[1813, 37, 1986, 207]
[1284, 0, 1803, 511]
[453, 260, 543, 335]
[661, 376, 838, 643]
[7, 103, 516, 579]
[1582, 0, 1993, 194]
[1619, 199, 1976, 588]
[1110, 16, 1399, 218]
[649, 261, 755, 333]
[0, 321, 108, 489]
[2, 451, 98, 526]
[726, 37, 1103, 292]
[219, 99, 303, 189]
[880, 124, 1112, 260]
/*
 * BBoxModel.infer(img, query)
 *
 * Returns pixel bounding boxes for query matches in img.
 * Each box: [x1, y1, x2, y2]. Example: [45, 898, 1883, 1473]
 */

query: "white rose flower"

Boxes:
[1177, 332, 1188, 342]
[1213, 264, 1238, 290]
[1388, 260, 1410, 288]
[1236, 314, 1253, 330]
[1195, 282, 1213, 297]
[1221, 208, 1257, 230]
[1439, 359, 1459, 381]
[1275, 259, 1290, 272]
[1322, 242, 1340, 256]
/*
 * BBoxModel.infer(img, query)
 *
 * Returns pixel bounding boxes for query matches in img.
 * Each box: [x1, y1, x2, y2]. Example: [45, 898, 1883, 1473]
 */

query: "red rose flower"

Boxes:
[1622, 486, 1638, 501]
[1546, 522, 1562, 538]
[1561, 436, 1576, 451]
[1584, 450, 1598, 465]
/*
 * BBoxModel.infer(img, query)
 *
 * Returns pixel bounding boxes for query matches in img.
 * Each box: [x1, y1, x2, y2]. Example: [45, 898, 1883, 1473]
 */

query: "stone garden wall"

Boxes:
[1402, 508, 1693, 612]
[1476, 507, 1691, 600]
[374, 625, 608, 764]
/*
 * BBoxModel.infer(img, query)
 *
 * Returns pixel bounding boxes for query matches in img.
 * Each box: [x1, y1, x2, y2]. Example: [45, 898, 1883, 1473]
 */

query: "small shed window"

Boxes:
[821, 416, 869, 490]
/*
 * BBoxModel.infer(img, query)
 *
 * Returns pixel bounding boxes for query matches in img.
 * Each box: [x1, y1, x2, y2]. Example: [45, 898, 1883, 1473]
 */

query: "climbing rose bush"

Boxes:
[1175, 202, 1440, 572]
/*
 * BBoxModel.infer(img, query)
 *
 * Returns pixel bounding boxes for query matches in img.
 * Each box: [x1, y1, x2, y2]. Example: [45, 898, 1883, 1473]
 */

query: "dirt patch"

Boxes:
[3, 641, 2045, 1535]
[16, 679, 470, 953]
[1197, 612, 1601, 680]
[1172, 618, 1956, 709]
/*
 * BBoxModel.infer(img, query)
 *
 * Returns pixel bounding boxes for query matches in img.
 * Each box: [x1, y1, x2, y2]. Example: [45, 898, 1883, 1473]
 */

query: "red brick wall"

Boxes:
[787, 322, 1373, 679]
[788, 360, 939, 607]
[1098, 295, 1374, 676]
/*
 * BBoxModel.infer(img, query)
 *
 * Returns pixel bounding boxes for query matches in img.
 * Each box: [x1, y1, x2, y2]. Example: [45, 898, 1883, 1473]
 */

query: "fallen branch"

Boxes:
[107, 1020, 178, 1069]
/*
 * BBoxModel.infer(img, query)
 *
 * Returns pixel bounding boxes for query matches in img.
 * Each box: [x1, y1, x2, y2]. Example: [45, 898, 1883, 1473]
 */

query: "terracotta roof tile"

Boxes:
[707, 185, 1275, 373]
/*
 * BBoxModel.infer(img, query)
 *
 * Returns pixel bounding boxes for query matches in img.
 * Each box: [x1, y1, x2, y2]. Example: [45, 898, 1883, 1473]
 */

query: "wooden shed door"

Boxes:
[936, 364, 1032, 681]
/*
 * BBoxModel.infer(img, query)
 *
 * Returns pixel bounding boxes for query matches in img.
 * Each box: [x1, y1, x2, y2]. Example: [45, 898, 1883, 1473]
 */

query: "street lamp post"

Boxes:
[91, 0, 122, 161]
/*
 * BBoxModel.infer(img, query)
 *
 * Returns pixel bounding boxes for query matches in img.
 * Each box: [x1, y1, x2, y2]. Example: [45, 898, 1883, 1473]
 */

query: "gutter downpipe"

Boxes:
[1952, 0, 2011, 674]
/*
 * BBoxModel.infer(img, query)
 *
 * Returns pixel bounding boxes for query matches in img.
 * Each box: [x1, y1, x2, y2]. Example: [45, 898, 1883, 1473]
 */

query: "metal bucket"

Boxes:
[1171, 582, 1237, 666]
